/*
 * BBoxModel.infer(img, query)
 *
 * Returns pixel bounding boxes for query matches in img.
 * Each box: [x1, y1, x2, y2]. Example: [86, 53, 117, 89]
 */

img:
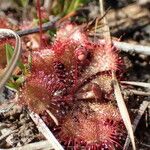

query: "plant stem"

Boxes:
[36, 0, 43, 48]
[16, 18, 150, 55]
[121, 81, 150, 89]
[113, 41, 150, 55]
[112, 71, 136, 150]
[16, 16, 60, 36]
[123, 89, 150, 96]
[99, 39, 150, 55]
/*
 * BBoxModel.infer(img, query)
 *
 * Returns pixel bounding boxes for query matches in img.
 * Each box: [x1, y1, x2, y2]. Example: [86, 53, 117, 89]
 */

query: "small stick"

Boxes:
[0, 130, 18, 141]
[123, 101, 150, 150]
[0, 140, 52, 150]
[99, 39, 150, 55]
[29, 111, 64, 150]
[121, 81, 150, 89]
[113, 41, 150, 55]
[140, 143, 150, 148]
[124, 89, 150, 96]
[16, 16, 60, 37]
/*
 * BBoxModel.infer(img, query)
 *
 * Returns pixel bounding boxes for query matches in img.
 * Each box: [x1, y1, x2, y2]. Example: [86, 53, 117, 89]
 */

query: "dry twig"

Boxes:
[16, 16, 59, 36]
[98, 39, 150, 55]
[0, 140, 52, 150]
[140, 142, 150, 148]
[0, 130, 18, 141]
[121, 81, 150, 89]
[124, 89, 150, 97]
[29, 111, 64, 150]
[124, 101, 150, 150]
[113, 41, 150, 55]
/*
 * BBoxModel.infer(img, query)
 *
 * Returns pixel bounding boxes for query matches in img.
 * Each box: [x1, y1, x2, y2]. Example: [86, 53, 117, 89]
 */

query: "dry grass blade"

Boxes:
[0, 130, 18, 141]
[97, 1, 136, 148]
[97, 1, 136, 149]
[0, 29, 21, 90]
[0, 140, 52, 150]
[112, 71, 136, 150]
[124, 101, 150, 150]
[121, 81, 150, 89]
[29, 111, 64, 150]
[95, 39, 150, 56]
[123, 89, 150, 96]
[113, 41, 150, 55]
[140, 143, 150, 148]
[99, 0, 111, 43]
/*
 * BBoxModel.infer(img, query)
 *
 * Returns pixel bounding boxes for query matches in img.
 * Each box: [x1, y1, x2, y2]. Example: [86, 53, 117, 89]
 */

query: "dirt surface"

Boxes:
[122, 52, 150, 150]
[0, 104, 45, 148]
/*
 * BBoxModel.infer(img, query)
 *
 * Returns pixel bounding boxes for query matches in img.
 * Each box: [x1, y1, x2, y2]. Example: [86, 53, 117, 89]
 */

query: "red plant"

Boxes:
[18, 22, 125, 149]
[56, 23, 88, 45]
[19, 22, 123, 110]
[56, 103, 126, 149]
[31, 48, 55, 74]
[19, 70, 68, 113]
[15, 19, 128, 150]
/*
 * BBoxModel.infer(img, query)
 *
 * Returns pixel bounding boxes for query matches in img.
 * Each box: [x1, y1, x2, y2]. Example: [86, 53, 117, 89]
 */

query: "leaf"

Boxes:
[5, 44, 26, 90]
[21, 0, 28, 7]
[67, 0, 83, 14]
[16, 76, 25, 84]
[5, 44, 26, 74]
[6, 75, 25, 90]
[52, 0, 89, 16]
[5, 44, 14, 64]
[48, 29, 56, 37]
